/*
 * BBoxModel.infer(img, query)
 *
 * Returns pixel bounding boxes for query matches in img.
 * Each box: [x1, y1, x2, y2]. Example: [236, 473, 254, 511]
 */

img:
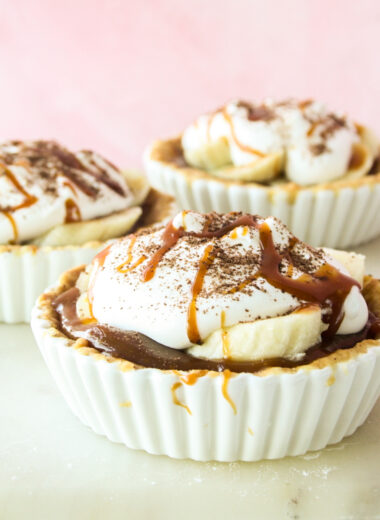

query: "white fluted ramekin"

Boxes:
[144, 138, 380, 248]
[31, 271, 380, 462]
[0, 243, 101, 323]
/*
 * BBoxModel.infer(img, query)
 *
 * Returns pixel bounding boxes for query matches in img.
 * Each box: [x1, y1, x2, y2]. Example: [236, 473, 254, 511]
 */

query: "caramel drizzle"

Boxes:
[87, 242, 114, 314]
[222, 108, 266, 158]
[64, 198, 82, 223]
[259, 222, 359, 337]
[116, 235, 147, 274]
[81, 295, 96, 325]
[0, 166, 38, 241]
[142, 222, 184, 282]
[307, 120, 320, 137]
[187, 244, 215, 344]
[140, 213, 359, 345]
[2, 212, 18, 242]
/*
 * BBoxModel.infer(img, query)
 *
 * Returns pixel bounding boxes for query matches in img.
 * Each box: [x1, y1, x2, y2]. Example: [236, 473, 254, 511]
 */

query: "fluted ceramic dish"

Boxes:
[144, 137, 380, 248]
[31, 268, 380, 462]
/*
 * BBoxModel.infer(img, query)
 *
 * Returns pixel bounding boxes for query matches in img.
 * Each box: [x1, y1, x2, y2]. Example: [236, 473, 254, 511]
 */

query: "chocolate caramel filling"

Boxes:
[53, 285, 376, 373]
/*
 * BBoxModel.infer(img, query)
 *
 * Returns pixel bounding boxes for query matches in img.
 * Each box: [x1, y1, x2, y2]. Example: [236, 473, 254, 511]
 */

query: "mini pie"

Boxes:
[0, 140, 175, 322]
[144, 99, 380, 248]
[31, 210, 380, 462]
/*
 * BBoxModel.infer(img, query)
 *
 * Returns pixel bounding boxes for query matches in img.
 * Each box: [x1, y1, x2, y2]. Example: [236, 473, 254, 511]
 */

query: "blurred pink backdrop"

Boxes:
[0, 0, 379, 167]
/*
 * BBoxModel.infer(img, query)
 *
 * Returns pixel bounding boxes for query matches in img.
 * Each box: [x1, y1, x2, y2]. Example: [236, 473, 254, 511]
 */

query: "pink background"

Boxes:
[0, 0, 379, 168]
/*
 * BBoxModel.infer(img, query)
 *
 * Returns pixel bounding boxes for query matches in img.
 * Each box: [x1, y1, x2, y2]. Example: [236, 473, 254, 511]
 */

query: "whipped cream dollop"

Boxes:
[86, 211, 368, 352]
[0, 140, 135, 244]
[182, 99, 362, 185]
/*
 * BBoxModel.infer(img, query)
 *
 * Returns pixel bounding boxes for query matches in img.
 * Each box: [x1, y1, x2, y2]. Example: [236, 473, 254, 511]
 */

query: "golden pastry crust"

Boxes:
[36, 266, 380, 377]
[148, 136, 380, 203]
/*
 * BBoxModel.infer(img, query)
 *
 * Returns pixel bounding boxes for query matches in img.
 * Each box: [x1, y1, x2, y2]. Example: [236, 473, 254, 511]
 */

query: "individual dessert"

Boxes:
[0, 139, 174, 322]
[144, 99, 380, 248]
[31, 210, 380, 462]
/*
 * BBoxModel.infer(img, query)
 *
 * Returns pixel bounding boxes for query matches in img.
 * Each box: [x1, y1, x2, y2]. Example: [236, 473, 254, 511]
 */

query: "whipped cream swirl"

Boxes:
[87, 211, 368, 350]
[182, 99, 361, 185]
[0, 140, 135, 244]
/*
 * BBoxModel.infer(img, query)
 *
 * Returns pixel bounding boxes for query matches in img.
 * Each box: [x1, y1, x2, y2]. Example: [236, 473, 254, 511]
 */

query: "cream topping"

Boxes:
[85, 211, 368, 353]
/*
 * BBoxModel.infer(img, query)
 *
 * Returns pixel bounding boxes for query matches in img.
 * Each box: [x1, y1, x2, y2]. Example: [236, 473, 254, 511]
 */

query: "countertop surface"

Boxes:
[1, 238, 380, 520]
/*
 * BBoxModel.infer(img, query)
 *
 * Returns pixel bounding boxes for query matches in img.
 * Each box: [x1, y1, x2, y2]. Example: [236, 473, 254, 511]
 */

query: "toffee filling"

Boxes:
[53, 286, 376, 373]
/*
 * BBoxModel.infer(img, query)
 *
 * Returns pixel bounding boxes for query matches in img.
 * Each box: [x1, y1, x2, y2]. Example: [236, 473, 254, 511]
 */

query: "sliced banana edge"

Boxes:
[121, 169, 150, 205]
[187, 305, 324, 362]
[211, 150, 284, 182]
[183, 137, 231, 171]
[183, 133, 284, 183]
[343, 125, 380, 181]
[32, 206, 142, 247]
[323, 248, 365, 286]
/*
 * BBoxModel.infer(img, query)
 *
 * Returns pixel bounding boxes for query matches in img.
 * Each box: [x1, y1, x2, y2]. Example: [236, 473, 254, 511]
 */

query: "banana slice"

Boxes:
[344, 125, 379, 181]
[32, 206, 142, 247]
[121, 169, 150, 205]
[187, 305, 324, 362]
[184, 140, 283, 182]
[183, 137, 231, 171]
[210, 150, 284, 182]
[323, 248, 365, 286]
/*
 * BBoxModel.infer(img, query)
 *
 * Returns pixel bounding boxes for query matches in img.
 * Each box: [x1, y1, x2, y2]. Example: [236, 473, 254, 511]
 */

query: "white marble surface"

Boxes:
[1, 238, 380, 520]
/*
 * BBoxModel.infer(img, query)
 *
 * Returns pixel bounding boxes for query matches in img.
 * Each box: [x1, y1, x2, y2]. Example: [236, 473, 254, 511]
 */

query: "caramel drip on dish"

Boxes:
[187, 244, 215, 344]
[177, 370, 208, 385]
[223, 108, 266, 158]
[171, 382, 192, 415]
[0, 166, 38, 241]
[65, 198, 81, 223]
[221, 370, 236, 414]
[221, 310, 230, 358]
